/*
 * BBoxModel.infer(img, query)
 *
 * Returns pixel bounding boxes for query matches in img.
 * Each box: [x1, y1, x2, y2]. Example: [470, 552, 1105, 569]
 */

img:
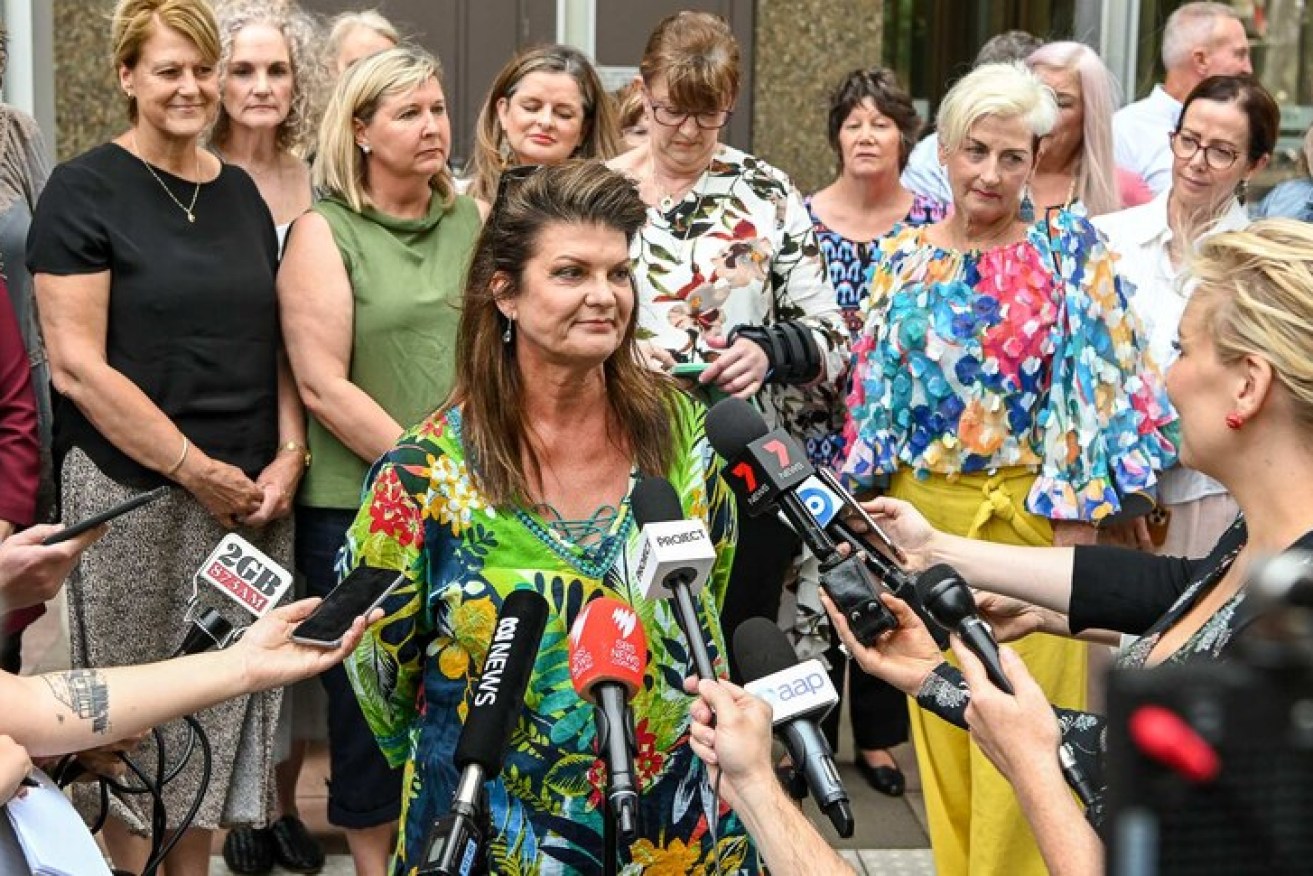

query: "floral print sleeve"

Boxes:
[342, 433, 437, 766]
[840, 211, 1175, 522]
[1028, 211, 1176, 520]
[916, 662, 1106, 801]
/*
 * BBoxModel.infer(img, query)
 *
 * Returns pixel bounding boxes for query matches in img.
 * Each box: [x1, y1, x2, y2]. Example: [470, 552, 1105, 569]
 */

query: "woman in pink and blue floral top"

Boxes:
[838, 63, 1174, 876]
[611, 12, 846, 674]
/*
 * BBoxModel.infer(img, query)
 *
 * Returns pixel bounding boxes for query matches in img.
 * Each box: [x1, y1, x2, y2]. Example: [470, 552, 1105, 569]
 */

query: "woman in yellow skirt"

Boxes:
[840, 63, 1174, 876]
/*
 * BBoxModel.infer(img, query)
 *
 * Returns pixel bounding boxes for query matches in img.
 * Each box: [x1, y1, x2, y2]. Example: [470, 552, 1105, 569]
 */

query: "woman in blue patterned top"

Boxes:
[790, 67, 945, 801]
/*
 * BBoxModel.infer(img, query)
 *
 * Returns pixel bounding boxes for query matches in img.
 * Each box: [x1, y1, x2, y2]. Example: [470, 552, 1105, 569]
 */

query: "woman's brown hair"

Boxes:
[448, 160, 675, 506]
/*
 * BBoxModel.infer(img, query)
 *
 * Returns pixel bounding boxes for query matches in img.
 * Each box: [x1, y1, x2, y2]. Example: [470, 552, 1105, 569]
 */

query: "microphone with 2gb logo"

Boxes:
[178, 533, 294, 655]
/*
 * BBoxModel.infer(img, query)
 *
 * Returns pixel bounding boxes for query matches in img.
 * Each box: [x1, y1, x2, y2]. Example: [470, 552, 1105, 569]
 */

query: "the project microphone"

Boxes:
[913, 564, 1013, 693]
[418, 589, 549, 876]
[734, 618, 855, 838]
[628, 476, 718, 680]
[177, 533, 294, 655]
[569, 596, 649, 842]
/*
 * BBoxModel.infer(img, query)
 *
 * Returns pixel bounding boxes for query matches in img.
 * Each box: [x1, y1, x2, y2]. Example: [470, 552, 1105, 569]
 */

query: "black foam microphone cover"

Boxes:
[733, 617, 798, 684]
[630, 477, 684, 527]
[914, 564, 1014, 694]
[914, 564, 979, 631]
[704, 397, 770, 461]
[453, 589, 549, 774]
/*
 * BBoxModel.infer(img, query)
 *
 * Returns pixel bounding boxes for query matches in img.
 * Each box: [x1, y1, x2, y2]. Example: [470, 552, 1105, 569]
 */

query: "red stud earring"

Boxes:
[1225, 412, 1245, 430]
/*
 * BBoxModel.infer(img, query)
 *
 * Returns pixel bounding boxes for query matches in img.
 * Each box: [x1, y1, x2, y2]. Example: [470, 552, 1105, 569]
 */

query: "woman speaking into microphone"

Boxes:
[341, 161, 761, 873]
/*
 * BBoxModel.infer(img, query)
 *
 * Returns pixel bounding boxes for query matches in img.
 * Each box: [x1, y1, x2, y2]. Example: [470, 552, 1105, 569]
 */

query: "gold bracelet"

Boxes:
[279, 440, 312, 468]
[166, 437, 190, 477]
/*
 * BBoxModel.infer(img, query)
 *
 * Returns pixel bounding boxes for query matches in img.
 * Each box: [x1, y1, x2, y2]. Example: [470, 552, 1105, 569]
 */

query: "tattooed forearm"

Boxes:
[42, 670, 112, 735]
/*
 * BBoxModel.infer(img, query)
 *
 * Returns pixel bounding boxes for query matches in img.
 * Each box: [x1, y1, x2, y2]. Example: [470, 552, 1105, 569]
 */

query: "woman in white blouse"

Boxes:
[1095, 74, 1275, 557]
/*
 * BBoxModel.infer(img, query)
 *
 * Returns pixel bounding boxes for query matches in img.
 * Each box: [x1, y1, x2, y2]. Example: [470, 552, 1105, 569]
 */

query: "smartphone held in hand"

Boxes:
[290, 565, 406, 648]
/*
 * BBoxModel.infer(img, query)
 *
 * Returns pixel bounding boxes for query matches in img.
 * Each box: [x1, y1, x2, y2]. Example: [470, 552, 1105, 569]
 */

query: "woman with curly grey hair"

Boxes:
[211, 0, 325, 252]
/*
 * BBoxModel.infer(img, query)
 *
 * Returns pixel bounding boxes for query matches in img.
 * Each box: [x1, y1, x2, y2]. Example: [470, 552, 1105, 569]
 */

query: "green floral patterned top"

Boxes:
[630, 144, 848, 445]
[343, 391, 761, 874]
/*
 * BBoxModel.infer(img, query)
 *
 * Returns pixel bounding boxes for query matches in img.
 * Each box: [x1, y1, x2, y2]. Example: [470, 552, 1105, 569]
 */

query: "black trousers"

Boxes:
[821, 640, 909, 753]
[719, 508, 799, 683]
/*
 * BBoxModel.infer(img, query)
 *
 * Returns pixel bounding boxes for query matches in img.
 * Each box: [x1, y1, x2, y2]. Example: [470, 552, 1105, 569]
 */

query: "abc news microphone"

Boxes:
[418, 589, 549, 876]
[735, 618, 855, 838]
[177, 533, 294, 655]
[628, 477, 718, 680]
[705, 397, 898, 646]
[569, 597, 650, 842]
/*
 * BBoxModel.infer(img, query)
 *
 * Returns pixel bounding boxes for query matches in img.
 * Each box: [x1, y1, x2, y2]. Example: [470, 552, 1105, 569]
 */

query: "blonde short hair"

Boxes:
[936, 62, 1057, 152]
[312, 46, 453, 214]
[212, 0, 327, 156]
[112, 0, 221, 121]
[1190, 218, 1313, 428]
[325, 9, 398, 71]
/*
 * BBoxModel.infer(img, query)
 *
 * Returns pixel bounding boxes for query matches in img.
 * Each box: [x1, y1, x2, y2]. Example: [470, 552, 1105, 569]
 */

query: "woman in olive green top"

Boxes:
[277, 47, 481, 876]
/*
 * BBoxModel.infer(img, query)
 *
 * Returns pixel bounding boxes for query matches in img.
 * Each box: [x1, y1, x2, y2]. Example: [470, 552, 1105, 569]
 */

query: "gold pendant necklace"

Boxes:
[131, 133, 201, 224]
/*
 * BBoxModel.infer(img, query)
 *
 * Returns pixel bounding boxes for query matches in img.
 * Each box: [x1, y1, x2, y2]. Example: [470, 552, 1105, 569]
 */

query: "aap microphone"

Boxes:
[914, 564, 1013, 694]
[569, 596, 649, 842]
[705, 398, 897, 645]
[734, 618, 855, 838]
[418, 589, 548, 876]
[178, 533, 294, 655]
[628, 477, 718, 680]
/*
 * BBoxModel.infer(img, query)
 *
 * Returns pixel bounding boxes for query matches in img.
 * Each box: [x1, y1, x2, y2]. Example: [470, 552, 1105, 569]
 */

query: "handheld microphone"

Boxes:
[705, 398, 897, 645]
[418, 589, 549, 876]
[628, 477, 718, 680]
[734, 618, 855, 838]
[914, 564, 1013, 694]
[178, 533, 294, 655]
[569, 596, 649, 842]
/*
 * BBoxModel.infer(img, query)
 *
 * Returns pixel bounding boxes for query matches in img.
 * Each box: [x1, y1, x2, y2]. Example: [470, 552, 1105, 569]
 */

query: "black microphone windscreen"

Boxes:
[453, 589, 549, 775]
[914, 563, 975, 628]
[630, 477, 683, 527]
[704, 397, 770, 460]
[733, 617, 799, 683]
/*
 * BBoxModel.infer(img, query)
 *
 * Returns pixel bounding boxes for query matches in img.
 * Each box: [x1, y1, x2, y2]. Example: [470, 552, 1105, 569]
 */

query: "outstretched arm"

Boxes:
[0, 599, 376, 756]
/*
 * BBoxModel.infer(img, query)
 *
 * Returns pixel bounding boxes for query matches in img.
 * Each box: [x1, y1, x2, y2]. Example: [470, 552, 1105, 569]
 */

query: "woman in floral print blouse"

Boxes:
[610, 11, 847, 673]
[838, 63, 1174, 876]
[343, 161, 759, 874]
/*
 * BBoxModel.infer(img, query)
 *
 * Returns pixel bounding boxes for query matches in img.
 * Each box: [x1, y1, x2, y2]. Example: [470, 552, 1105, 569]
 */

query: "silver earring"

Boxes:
[502, 317, 514, 344]
[1018, 185, 1035, 222]
[1236, 178, 1249, 204]
[359, 143, 371, 154]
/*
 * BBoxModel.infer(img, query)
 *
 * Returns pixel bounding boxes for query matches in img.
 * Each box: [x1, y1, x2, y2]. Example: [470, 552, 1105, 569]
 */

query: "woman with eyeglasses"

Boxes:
[1093, 75, 1275, 559]
[276, 47, 482, 876]
[343, 160, 761, 873]
[838, 62, 1173, 876]
[465, 44, 619, 208]
[609, 11, 846, 675]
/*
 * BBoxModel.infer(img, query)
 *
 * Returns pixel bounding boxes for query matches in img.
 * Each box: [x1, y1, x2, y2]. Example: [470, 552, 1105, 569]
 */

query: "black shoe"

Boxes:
[855, 756, 906, 797]
[269, 814, 326, 874]
[222, 825, 275, 875]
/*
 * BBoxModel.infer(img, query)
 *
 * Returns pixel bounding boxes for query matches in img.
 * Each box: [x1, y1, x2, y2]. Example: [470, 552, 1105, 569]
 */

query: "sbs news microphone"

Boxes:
[914, 564, 1013, 693]
[705, 397, 897, 645]
[178, 533, 294, 656]
[569, 596, 649, 842]
[734, 618, 855, 838]
[628, 477, 718, 680]
[418, 589, 549, 876]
